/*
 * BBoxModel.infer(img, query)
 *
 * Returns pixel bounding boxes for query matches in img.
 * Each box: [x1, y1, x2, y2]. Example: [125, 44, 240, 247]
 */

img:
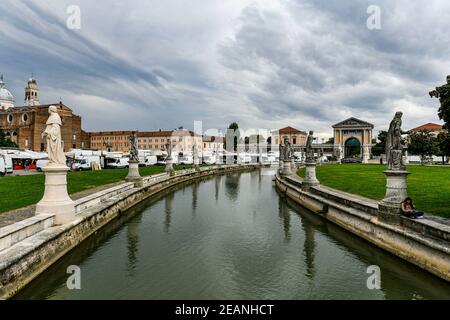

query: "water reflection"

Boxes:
[192, 181, 199, 217]
[14, 171, 450, 300]
[224, 173, 240, 200]
[214, 175, 221, 203]
[164, 192, 174, 233]
[278, 196, 291, 241]
[126, 214, 141, 276]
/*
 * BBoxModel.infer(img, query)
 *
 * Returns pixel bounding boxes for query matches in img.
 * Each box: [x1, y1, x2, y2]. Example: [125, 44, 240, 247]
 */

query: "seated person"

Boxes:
[401, 197, 424, 219]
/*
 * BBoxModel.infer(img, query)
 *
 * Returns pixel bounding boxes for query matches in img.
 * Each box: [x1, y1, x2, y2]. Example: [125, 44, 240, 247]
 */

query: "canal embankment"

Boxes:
[0, 164, 262, 299]
[274, 172, 450, 282]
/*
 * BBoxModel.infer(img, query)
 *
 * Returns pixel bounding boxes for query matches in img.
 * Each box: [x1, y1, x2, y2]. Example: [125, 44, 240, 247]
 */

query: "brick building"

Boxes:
[0, 76, 90, 152]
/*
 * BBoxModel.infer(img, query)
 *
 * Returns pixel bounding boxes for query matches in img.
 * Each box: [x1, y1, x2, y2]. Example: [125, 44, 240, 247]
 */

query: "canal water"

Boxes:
[15, 169, 450, 299]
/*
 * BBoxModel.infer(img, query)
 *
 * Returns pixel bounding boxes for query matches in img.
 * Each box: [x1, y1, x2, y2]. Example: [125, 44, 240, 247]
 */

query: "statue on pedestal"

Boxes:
[42, 105, 66, 166]
[386, 112, 408, 170]
[129, 131, 139, 162]
[283, 137, 292, 161]
[305, 131, 316, 162]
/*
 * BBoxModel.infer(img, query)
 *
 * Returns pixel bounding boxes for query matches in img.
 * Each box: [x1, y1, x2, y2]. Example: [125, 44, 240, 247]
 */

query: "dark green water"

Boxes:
[15, 169, 450, 299]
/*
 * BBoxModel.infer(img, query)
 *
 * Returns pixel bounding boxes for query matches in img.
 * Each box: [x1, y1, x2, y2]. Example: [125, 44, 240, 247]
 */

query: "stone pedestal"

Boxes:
[291, 158, 296, 171]
[378, 170, 410, 224]
[302, 162, 319, 189]
[165, 157, 175, 176]
[35, 165, 75, 225]
[193, 158, 200, 171]
[281, 160, 292, 176]
[362, 145, 370, 164]
[126, 160, 143, 187]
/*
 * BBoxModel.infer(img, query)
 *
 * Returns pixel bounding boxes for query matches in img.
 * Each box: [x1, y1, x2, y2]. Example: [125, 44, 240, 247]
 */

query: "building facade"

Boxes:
[410, 123, 445, 136]
[0, 76, 90, 152]
[332, 117, 374, 163]
[271, 126, 307, 146]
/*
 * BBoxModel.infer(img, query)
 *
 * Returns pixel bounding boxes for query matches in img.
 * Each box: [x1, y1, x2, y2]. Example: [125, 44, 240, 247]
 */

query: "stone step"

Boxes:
[74, 182, 135, 213]
[0, 214, 55, 252]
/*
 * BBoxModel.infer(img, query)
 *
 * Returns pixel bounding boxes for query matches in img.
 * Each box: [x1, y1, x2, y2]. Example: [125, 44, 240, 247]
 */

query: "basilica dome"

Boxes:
[0, 75, 15, 109]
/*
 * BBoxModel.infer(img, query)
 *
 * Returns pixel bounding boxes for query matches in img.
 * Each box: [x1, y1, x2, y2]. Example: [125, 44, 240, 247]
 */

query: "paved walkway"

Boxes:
[0, 181, 125, 228]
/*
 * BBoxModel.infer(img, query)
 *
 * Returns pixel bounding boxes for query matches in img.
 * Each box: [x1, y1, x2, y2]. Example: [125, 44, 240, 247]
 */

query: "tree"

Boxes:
[325, 137, 334, 144]
[436, 131, 450, 164]
[228, 122, 239, 131]
[371, 130, 387, 156]
[430, 76, 450, 131]
[407, 131, 439, 165]
[0, 130, 17, 148]
[225, 122, 239, 152]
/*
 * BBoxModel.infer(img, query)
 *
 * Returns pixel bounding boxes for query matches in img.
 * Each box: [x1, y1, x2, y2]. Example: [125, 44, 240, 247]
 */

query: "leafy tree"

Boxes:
[371, 130, 387, 156]
[436, 131, 450, 164]
[430, 77, 450, 131]
[225, 122, 239, 152]
[325, 137, 334, 144]
[407, 131, 439, 165]
[0, 130, 17, 148]
[228, 122, 239, 131]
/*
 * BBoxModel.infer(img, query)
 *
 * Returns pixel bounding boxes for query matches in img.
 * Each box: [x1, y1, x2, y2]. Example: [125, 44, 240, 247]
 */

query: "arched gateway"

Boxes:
[332, 117, 374, 163]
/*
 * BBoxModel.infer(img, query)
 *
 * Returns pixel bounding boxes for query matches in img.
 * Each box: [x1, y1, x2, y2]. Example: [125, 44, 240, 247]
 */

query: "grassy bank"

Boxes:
[0, 165, 196, 214]
[298, 164, 450, 218]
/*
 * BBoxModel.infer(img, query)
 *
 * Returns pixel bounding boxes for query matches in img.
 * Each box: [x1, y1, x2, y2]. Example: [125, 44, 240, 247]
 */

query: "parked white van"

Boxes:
[106, 157, 129, 169]
[72, 155, 102, 171]
[36, 159, 49, 172]
[0, 154, 13, 176]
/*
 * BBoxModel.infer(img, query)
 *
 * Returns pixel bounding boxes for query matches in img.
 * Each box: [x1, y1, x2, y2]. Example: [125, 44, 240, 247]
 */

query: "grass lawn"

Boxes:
[298, 164, 450, 218]
[0, 165, 197, 214]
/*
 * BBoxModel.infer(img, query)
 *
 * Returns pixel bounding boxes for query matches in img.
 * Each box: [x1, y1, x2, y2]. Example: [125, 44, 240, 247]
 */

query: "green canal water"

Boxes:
[15, 169, 450, 299]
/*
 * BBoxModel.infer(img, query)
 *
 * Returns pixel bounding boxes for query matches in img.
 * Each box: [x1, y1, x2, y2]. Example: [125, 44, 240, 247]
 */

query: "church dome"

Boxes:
[0, 75, 15, 103]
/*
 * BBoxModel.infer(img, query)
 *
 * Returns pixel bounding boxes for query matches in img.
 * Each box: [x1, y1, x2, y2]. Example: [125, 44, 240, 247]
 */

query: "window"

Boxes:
[7, 114, 13, 123]
[22, 113, 28, 122]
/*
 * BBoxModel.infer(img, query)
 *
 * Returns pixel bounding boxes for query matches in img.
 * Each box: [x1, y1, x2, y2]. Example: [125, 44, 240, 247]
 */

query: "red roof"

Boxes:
[411, 123, 444, 132]
[277, 126, 307, 135]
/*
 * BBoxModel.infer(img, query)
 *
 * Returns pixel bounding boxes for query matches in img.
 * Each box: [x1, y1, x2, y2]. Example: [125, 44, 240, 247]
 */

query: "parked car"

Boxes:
[36, 159, 49, 172]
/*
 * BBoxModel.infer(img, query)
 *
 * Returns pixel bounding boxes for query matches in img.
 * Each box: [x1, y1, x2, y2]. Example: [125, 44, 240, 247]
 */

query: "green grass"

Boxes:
[0, 165, 197, 214]
[298, 164, 450, 218]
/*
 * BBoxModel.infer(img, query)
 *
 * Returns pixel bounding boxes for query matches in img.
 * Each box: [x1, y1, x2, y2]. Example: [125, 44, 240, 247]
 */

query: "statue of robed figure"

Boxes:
[305, 131, 316, 162]
[282, 137, 293, 161]
[386, 112, 408, 170]
[42, 105, 66, 166]
[129, 131, 139, 162]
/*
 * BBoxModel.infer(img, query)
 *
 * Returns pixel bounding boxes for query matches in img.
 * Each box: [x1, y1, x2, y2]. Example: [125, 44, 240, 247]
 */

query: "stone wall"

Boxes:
[0, 164, 261, 299]
[275, 173, 450, 282]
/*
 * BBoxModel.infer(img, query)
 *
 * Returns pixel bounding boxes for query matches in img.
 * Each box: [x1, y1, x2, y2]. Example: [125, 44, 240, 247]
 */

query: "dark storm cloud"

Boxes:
[0, 0, 447, 137]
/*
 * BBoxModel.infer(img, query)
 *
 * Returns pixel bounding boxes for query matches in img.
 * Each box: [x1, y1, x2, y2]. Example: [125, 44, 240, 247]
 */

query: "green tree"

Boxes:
[371, 130, 387, 156]
[408, 131, 439, 165]
[0, 130, 18, 148]
[225, 122, 239, 152]
[436, 131, 450, 164]
[430, 76, 450, 131]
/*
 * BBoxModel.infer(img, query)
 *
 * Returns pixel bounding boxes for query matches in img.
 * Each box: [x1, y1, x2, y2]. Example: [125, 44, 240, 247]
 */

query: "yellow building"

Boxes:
[332, 117, 374, 163]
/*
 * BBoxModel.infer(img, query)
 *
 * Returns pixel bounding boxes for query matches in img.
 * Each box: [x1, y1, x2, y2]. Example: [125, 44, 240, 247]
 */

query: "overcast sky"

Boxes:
[1, 0, 448, 139]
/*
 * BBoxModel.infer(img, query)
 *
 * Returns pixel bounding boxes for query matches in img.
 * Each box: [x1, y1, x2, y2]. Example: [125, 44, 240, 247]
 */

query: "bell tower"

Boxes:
[25, 75, 40, 105]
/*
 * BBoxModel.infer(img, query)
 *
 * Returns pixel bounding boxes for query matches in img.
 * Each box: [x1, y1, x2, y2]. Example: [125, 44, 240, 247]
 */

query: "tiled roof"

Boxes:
[410, 123, 444, 132]
[276, 126, 307, 134]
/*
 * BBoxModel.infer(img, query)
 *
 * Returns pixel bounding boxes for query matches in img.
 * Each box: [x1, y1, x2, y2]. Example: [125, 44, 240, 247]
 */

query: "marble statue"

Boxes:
[42, 105, 66, 166]
[305, 131, 316, 162]
[129, 131, 139, 162]
[386, 112, 408, 170]
[283, 137, 292, 160]
[165, 141, 172, 158]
